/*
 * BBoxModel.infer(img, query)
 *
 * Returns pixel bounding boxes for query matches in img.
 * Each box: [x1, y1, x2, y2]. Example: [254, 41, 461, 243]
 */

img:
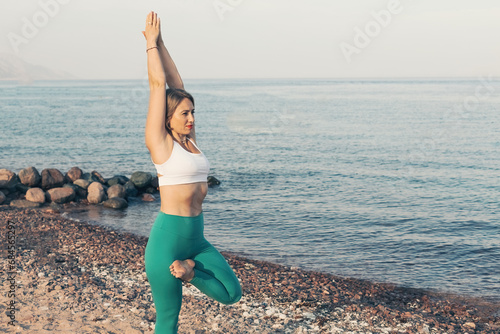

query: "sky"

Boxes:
[1, 0, 499, 80]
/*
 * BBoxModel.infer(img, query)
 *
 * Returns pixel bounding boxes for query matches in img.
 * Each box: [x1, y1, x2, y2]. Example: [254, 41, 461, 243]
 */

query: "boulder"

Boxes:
[0, 169, 17, 188]
[10, 199, 41, 208]
[124, 181, 138, 197]
[41, 168, 65, 190]
[15, 183, 30, 194]
[18, 167, 41, 187]
[130, 171, 152, 189]
[73, 179, 90, 190]
[107, 184, 126, 199]
[103, 197, 128, 209]
[65, 167, 83, 183]
[47, 187, 75, 204]
[81, 172, 101, 184]
[151, 176, 159, 188]
[26, 187, 46, 204]
[141, 193, 156, 202]
[91, 170, 106, 184]
[87, 182, 106, 204]
[0, 191, 5, 204]
[207, 176, 221, 187]
[64, 183, 86, 198]
[107, 175, 129, 186]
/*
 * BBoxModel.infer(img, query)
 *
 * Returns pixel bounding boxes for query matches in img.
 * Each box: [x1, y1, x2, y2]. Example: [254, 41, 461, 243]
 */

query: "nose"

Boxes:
[188, 112, 194, 122]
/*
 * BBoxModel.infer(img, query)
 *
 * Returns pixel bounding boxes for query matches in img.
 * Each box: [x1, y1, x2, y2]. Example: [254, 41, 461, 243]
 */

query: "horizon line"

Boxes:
[1, 75, 498, 83]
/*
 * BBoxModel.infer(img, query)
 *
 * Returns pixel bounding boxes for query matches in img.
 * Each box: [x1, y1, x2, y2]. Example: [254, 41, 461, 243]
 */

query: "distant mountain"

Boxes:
[0, 53, 77, 83]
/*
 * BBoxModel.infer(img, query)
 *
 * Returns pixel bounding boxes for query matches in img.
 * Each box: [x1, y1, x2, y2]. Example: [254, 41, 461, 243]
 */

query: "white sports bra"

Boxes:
[151, 138, 210, 186]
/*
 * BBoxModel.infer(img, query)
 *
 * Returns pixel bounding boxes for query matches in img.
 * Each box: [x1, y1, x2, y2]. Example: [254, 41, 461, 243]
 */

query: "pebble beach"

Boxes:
[1, 206, 498, 333]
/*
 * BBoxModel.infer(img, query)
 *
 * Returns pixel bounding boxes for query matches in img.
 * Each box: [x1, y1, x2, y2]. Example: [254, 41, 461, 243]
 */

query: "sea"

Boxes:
[1, 78, 499, 302]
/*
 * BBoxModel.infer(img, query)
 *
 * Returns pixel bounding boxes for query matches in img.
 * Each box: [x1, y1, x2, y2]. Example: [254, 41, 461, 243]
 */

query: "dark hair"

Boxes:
[165, 88, 195, 135]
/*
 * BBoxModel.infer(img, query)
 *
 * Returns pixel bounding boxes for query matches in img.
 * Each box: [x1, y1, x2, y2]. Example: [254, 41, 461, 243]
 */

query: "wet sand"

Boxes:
[1, 207, 498, 333]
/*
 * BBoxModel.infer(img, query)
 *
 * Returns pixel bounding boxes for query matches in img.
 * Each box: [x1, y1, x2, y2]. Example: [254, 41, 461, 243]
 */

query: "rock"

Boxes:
[18, 167, 41, 187]
[87, 182, 106, 204]
[103, 197, 128, 209]
[26, 187, 46, 203]
[46, 187, 75, 204]
[41, 168, 65, 190]
[207, 176, 221, 187]
[124, 181, 138, 197]
[266, 307, 277, 316]
[73, 179, 90, 190]
[10, 199, 41, 208]
[81, 172, 101, 184]
[0, 191, 5, 204]
[463, 322, 476, 329]
[107, 175, 129, 186]
[15, 183, 30, 194]
[63, 183, 87, 198]
[151, 176, 159, 188]
[65, 167, 82, 183]
[130, 171, 152, 189]
[107, 184, 126, 199]
[0, 169, 17, 188]
[141, 193, 156, 202]
[49, 202, 63, 212]
[91, 170, 106, 184]
[144, 186, 156, 194]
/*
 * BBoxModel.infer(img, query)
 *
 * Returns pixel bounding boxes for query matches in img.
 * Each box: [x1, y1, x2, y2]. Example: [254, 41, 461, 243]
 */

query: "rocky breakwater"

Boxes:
[0, 167, 221, 210]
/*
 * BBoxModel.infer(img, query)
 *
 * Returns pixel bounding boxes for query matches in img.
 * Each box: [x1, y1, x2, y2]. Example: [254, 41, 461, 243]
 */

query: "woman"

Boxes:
[142, 11, 242, 334]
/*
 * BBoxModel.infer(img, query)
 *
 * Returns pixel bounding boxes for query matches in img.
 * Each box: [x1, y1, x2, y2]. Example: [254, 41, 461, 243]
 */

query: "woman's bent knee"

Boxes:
[221, 286, 242, 305]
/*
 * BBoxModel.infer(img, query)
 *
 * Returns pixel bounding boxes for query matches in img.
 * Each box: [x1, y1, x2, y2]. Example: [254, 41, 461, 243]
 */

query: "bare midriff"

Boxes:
[158, 182, 208, 217]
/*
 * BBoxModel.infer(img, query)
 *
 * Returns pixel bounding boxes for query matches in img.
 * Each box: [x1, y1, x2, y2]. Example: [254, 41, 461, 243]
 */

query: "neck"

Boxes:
[174, 133, 188, 144]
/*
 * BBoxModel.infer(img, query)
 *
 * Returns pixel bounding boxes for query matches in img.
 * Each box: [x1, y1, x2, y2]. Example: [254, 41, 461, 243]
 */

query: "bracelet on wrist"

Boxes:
[146, 46, 158, 53]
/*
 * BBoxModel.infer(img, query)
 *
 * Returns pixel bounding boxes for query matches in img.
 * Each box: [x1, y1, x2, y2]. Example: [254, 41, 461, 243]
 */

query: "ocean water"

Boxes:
[1, 78, 499, 302]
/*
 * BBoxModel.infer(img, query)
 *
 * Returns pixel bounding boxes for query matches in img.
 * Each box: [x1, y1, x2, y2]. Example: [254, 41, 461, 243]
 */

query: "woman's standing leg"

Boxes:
[145, 224, 183, 334]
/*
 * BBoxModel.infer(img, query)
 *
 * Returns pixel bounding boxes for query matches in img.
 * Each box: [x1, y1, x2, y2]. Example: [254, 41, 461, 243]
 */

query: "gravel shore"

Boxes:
[1, 207, 498, 333]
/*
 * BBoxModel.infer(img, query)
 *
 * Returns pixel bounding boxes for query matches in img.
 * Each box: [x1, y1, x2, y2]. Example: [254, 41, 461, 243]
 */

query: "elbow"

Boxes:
[166, 77, 184, 90]
[148, 80, 166, 89]
[147, 72, 166, 88]
[144, 136, 154, 151]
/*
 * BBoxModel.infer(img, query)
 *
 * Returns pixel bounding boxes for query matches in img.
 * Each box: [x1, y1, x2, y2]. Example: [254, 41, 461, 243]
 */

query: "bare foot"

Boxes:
[170, 259, 195, 281]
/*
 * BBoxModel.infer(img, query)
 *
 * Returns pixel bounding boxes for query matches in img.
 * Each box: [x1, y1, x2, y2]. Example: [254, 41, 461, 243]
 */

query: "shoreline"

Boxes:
[33, 201, 500, 305]
[1, 206, 498, 333]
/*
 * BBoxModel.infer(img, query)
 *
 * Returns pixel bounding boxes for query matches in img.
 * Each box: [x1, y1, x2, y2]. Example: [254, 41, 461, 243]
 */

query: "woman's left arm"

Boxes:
[157, 37, 184, 90]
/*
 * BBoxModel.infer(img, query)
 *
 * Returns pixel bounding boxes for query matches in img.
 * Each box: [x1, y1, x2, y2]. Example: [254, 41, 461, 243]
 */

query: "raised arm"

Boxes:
[143, 12, 169, 157]
[158, 33, 184, 90]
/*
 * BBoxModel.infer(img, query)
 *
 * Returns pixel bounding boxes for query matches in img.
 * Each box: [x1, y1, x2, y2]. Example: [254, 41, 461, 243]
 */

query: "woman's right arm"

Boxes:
[144, 12, 167, 153]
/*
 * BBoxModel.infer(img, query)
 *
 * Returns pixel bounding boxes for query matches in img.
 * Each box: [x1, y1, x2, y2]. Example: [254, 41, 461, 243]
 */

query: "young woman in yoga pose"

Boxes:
[142, 11, 242, 334]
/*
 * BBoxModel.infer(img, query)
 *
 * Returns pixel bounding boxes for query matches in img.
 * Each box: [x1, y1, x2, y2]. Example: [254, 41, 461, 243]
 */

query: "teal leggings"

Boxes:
[144, 211, 242, 334]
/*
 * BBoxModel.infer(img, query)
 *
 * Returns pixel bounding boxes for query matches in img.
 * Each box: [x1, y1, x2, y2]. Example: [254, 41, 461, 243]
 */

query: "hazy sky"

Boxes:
[1, 0, 499, 79]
